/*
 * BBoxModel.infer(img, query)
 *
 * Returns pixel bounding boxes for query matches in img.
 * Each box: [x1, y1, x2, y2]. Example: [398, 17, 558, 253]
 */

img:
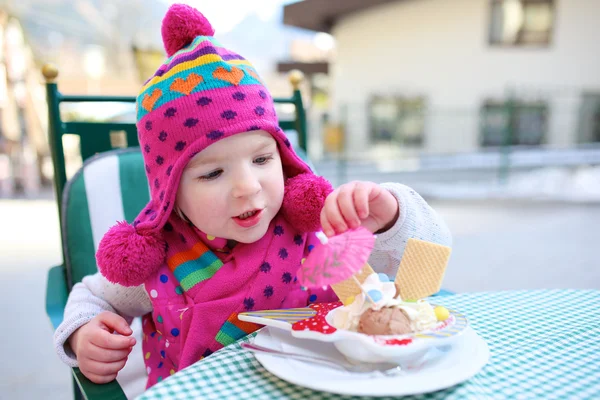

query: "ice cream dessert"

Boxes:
[332, 273, 443, 335]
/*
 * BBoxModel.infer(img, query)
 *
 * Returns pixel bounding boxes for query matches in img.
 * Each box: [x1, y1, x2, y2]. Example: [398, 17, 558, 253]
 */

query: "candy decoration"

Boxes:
[367, 289, 383, 302]
[342, 296, 355, 306]
[434, 305, 450, 321]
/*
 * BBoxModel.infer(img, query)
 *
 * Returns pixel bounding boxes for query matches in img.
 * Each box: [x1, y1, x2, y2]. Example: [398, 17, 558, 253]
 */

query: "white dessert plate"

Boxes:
[250, 325, 489, 397]
[239, 301, 468, 366]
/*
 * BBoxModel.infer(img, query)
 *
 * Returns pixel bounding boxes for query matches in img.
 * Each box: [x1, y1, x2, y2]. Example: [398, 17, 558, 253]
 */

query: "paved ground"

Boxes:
[0, 199, 71, 400]
[1, 197, 598, 399]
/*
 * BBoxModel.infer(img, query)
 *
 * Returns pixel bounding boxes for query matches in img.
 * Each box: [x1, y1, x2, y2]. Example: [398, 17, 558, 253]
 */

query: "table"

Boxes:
[138, 290, 600, 399]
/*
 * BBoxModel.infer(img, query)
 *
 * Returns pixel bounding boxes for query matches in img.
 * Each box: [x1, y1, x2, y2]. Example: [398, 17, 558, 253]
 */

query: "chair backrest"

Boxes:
[61, 148, 149, 288]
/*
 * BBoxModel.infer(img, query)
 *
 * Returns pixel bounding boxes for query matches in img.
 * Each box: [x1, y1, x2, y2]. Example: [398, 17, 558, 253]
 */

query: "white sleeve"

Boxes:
[368, 182, 453, 277]
[53, 273, 152, 367]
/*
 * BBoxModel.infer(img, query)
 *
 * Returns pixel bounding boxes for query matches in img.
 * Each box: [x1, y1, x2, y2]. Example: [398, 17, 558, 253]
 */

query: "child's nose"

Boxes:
[231, 171, 261, 198]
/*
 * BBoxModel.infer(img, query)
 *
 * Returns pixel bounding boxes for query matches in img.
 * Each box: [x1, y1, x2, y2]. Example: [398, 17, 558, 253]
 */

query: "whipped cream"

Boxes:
[333, 273, 437, 333]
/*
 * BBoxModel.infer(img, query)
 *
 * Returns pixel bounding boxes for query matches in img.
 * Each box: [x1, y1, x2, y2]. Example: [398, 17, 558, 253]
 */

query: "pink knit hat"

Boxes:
[96, 4, 332, 286]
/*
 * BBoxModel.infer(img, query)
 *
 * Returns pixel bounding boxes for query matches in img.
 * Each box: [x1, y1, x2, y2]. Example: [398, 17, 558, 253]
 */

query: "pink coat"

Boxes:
[140, 213, 337, 387]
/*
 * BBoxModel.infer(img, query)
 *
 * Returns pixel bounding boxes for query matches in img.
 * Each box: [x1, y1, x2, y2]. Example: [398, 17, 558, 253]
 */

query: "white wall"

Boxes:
[330, 0, 600, 155]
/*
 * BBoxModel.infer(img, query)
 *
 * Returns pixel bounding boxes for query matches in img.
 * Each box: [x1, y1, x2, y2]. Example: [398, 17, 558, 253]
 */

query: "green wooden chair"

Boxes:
[42, 63, 311, 399]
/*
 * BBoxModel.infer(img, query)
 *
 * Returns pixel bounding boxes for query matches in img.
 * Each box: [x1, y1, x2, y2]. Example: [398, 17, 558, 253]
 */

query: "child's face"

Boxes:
[176, 130, 285, 243]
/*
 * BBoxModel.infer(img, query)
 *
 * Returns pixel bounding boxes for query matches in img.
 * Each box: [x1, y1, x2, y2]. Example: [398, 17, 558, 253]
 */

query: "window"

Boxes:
[578, 93, 600, 143]
[489, 0, 555, 46]
[480, 100, 548, 146]
[369, 96, 425, 146]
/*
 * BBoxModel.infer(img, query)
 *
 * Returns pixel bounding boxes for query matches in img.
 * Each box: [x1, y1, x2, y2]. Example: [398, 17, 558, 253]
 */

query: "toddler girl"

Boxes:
[54, 4, 452, 391]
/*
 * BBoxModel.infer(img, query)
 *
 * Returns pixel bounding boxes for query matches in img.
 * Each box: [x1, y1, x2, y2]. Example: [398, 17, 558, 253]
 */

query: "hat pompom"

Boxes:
[281, 173, 333, 233]
[162, 4, 215, 57]
[96, 221, 167, 287]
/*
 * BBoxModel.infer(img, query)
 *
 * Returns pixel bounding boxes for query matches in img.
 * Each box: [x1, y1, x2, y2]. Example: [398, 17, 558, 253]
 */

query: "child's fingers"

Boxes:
[96, 311, 132, 336]
[321, 191, 347, 236]
[336, 184, 361, 229]
[79, 358, 127, 384]
[85, 358, 127, 376]
[352, 182, 371, 220]
[87, 343, 132, 363]
[320, 212, 335, 238]
[92, 329, 136, 350]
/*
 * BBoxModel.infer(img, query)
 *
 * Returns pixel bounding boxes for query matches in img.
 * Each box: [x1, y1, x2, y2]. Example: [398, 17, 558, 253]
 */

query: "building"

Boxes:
[284, 0, 600, 159]
[0, 0, 172, 193]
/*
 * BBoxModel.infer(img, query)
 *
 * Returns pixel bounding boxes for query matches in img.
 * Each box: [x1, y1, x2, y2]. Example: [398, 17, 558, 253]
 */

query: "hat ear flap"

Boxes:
[96, 222, 167, 286]
[281, 173, 333, 233]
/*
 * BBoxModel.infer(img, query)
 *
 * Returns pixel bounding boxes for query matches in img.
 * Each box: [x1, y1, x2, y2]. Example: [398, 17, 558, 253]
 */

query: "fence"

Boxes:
[311, 93, 600, 189]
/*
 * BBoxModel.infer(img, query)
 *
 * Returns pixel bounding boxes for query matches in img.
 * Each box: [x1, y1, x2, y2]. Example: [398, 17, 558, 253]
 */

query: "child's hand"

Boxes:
[320, 181, 399, 237]
[69, 311, 136, 384]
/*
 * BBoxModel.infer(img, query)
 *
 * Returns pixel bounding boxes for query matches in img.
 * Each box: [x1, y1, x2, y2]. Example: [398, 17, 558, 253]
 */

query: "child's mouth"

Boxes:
[238, 210, 258, 220]
[233, 209, 263, 227]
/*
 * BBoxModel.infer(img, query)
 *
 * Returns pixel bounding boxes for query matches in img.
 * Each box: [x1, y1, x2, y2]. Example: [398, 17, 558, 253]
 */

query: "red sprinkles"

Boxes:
[434, 314, 454, 330]
[291, 302, 341, 334]
[376, 337, 413, 346]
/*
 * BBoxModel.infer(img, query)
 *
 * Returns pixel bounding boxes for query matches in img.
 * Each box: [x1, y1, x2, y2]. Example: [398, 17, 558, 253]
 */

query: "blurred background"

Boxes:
[0, 0, 598, 398]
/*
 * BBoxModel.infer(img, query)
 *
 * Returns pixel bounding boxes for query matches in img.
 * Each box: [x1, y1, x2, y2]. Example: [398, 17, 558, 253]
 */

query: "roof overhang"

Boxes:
[283, 0, 400, 32]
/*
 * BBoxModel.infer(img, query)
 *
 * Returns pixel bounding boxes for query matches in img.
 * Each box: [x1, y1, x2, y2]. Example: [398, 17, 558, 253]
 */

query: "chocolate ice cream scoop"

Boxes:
[358, 307, 413, 335]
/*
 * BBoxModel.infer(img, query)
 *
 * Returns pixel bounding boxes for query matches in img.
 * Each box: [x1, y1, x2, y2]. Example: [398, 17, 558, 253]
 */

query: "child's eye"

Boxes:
[198, 169, 222, 181]
[254, 155, 273, 165]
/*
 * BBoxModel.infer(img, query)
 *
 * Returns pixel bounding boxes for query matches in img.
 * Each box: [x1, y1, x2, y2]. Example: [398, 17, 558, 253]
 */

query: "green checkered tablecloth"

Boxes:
[137, 290, 600, 400]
